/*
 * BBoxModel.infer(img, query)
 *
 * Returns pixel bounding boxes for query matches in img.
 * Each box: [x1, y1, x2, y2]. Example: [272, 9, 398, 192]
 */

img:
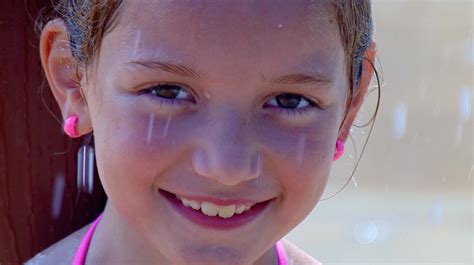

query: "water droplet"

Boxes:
[459, 86, 471, 122]
[418, 79, 428, 100]
[432, 104, 441, 119]
[132, 30, 142, 58]
[256, 154, 262, 186]
[278, 24, 283, 28]
[411, 131, 419, 144]
[393, 103, 407, 140]
[453, 123, 464, 146]
[147, 113, 155, 144]
[243, 115, 251, 132]
[86, 146, 95, 194]
[351, 176, 358, 188]
[253, 153, 262, 175]
[354, 220, 378, 244]
[467, 165, 473, 183]
[295, 135, 306, 166]
[77, 143, 95, 194]
[162, 115, 172, 137]
[204, 92, 211, 99]
[465, 37, 474, 64]
[51, 174, 65, 219]
[430, 201, 443, 225]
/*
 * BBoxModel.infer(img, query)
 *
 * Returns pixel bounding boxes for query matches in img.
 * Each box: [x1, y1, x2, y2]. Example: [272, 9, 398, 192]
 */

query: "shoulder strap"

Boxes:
[71, 213, 103, 265]
[275, 241, 288, 265]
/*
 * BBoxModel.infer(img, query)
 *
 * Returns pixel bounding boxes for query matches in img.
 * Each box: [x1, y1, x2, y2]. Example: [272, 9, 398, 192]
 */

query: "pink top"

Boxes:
[72, 213, 288, 265]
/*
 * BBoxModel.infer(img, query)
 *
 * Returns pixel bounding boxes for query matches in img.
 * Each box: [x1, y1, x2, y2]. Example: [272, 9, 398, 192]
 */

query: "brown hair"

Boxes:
[37, 0, 123, 68]
[38, 0, 373, 85]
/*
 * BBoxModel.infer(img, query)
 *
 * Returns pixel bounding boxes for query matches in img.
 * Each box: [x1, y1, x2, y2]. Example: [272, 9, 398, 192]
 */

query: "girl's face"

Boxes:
[45, 0, 364, 264]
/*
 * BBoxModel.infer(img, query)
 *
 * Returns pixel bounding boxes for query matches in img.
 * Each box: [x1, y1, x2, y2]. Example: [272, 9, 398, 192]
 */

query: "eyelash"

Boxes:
[141, 83, 321, 116]
[264, 95, 320, 118]
[140, 83, 195, 107]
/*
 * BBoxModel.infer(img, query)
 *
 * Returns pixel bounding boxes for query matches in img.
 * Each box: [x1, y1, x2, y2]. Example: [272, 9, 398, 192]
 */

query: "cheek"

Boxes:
[258, 116, 336, 217]
[92, 103, 190, 198]
[266, 131, 332, 194]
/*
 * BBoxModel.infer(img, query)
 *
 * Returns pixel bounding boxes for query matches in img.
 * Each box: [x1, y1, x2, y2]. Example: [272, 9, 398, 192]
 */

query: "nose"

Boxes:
[192, 110, 261, 186]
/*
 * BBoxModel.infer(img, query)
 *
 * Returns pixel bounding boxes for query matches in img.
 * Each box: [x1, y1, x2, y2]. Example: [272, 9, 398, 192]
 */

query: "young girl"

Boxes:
[30, 0, 377, 264]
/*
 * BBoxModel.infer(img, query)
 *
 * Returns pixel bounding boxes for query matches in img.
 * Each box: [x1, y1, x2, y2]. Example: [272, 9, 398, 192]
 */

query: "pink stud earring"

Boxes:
[64, 114, 95, 193]
[64, 114, 80, 138]
[333, 139, 345, 161]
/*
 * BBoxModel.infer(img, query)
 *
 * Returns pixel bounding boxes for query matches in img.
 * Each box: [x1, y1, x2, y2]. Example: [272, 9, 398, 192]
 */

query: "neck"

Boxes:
[86, 201, 279, 265]
[86, 202, 166, 264]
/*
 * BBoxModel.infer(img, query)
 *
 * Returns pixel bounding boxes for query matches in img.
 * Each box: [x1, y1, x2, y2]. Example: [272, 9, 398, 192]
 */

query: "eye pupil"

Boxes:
[153, 84, 181, 99]
[276, 93, 301, 108]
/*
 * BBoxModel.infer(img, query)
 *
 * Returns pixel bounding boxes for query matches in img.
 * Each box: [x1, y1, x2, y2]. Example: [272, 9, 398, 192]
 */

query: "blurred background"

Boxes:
[0, 0, 472, 264]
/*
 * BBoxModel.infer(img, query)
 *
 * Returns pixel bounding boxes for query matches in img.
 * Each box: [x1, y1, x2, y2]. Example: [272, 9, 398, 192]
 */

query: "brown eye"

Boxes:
[270, 93, 315, 109]
[264, 93, 320, 118]
[275, 93, 308, 109]
[150, 84, 188, 99]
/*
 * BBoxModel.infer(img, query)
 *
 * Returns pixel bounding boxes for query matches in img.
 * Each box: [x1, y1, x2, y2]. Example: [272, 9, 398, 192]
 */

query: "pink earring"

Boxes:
[64, 114, 80, 138]
[333, 139, 345, 161]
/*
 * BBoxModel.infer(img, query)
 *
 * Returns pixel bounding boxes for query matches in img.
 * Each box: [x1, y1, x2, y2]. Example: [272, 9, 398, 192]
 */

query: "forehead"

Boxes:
[101, 0, 343, 80]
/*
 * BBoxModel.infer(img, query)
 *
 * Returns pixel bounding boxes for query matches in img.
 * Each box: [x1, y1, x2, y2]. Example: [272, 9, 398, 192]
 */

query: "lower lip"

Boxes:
[159, 189, 272, 230]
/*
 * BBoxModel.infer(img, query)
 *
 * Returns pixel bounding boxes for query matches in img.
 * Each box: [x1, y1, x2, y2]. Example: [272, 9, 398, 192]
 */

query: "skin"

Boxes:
[39, 0, 376, 264]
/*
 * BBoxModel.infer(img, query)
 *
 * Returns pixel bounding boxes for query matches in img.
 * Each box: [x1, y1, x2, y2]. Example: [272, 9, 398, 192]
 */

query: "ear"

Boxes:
[39, 19, 92, 136]
[338, 42, 377, 142]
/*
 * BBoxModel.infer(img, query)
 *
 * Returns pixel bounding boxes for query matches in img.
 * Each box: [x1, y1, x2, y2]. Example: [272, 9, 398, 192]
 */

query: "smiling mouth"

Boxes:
[159, 189, 273, 229]
[176, 195, 256, 218]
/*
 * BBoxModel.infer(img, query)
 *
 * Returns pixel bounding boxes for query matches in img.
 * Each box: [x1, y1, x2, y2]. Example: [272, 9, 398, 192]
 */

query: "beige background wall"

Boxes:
[287, 1, 473, 264]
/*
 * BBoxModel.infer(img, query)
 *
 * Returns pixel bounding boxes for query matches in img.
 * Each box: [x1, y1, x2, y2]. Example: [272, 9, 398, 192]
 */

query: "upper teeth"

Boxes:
[178, 196, 253, 218]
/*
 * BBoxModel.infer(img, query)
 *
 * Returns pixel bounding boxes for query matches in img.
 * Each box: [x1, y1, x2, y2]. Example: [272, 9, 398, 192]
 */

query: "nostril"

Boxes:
[192, 146, 260, 185]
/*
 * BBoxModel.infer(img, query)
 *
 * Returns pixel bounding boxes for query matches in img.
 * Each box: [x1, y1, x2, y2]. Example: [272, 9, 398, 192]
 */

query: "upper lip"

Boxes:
[161, 189, 272, 206]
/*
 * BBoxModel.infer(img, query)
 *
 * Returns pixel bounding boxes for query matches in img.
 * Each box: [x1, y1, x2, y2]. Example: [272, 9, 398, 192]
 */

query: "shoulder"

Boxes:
[25, 224, 91, 265]
[280, 239, 323, 265]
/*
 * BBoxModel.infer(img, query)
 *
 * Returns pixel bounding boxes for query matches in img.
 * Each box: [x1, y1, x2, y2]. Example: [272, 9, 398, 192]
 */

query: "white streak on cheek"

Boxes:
[295, 134, 306, 167]
[132, 30, 142, 58]
[255, 153, 262, 186]
[161, 114, 172, 138]
[147, 113, 155, 144]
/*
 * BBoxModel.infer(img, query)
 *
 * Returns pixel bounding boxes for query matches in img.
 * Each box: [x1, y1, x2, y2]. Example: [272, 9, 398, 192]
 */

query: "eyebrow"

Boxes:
[268, 73, 333, 87]
[129, 60, 332, 87]
[129, 60, 204, 79]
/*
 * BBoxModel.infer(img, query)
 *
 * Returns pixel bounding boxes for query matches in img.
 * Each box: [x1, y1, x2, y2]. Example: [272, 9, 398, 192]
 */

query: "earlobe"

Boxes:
[39, 19, 92, 136]
[337, 42, 377, 143]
